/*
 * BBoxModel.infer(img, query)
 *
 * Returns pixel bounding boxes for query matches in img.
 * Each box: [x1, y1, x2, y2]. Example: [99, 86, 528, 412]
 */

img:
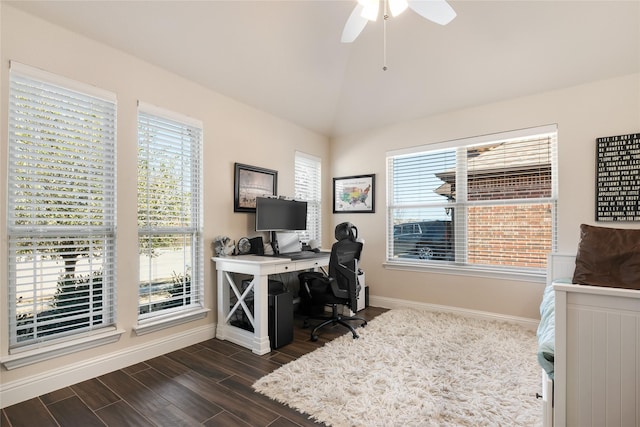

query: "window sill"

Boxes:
[134, 307, 210, 336]
[383, 260, 545, 283]
[1, 328, 125, 370]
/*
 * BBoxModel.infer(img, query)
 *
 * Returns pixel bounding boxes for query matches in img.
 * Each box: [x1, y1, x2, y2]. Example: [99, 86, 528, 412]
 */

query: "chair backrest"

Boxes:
[329, 222, 362, 309]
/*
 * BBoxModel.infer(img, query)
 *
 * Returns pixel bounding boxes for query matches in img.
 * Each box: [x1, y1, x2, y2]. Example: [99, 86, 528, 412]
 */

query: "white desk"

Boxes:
[212, 254, 329, 355]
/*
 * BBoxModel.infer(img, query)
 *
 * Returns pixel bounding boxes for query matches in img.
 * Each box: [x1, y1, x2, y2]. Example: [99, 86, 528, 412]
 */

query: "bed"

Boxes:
[538, 253, 575, 427]
[540, 225, 640, 427]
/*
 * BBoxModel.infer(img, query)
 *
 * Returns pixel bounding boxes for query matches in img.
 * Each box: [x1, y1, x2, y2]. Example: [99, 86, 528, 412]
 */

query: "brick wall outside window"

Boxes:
[467, 169, 552, 268]
[468, 203, 553, 268]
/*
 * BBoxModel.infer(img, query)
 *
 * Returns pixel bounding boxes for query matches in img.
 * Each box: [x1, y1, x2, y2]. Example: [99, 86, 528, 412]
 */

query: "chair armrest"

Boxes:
[334, 262, 360, 300]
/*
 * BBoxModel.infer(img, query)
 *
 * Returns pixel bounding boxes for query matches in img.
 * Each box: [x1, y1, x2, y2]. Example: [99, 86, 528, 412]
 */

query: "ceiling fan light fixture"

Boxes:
[342, 0, 455, 46]
[389, 0, 408, 17]
[358, 0, 380, 21]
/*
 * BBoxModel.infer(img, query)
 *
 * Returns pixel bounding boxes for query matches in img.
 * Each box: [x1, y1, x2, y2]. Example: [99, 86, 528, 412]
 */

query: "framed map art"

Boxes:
[333, 174, 375, 213]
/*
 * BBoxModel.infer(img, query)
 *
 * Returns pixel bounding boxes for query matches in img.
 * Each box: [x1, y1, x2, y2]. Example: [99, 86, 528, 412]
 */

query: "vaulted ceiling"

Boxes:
[7, 0, 640, 138]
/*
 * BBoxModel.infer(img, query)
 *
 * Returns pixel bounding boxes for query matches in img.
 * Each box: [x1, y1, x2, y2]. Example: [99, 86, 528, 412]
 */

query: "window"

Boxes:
[137, 103, 203, 320]
[387, 125, 557, 277]
[295, 152, 322, 244]
[7, 63, 117, 349]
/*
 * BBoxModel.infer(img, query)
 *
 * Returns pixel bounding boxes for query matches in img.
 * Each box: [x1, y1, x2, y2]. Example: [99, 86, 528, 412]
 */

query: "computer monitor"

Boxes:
[255, 197, 307, 232]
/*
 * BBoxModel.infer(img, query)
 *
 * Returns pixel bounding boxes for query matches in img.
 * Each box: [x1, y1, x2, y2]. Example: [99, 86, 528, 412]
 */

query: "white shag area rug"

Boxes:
[253, 308, 542, 427]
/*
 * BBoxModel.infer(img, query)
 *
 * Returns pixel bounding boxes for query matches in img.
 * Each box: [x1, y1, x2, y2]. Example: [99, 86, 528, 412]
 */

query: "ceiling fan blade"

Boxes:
[341, 3, 369, 43]
[408, 0, 456, 25]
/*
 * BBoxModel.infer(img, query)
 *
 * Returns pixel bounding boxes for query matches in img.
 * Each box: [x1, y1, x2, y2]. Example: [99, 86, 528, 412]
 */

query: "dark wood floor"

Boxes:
[2, 306, 387, 427]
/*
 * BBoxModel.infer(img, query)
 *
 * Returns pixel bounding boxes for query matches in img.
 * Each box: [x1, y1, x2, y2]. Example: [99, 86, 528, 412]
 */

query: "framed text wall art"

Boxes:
[596, 132, 640, 221]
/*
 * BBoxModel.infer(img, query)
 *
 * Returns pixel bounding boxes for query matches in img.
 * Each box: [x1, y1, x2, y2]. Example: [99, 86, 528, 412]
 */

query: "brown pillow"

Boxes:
[573, 224, 640, 289]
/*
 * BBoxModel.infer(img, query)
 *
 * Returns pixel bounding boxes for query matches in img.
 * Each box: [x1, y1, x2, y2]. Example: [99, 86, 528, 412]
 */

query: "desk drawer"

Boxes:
[272, 263, 295, 274]
[293, 259, 328, 270]
[271, 259, 327, 274]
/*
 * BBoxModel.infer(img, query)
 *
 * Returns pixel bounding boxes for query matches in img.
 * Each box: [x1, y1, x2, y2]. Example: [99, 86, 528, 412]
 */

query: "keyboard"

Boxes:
[283, 251, 325, 260]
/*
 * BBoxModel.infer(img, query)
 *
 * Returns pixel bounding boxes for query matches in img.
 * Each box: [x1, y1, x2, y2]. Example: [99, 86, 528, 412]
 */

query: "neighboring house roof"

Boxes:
[435, 137, 553, 199]
[467, 138, 553, 174]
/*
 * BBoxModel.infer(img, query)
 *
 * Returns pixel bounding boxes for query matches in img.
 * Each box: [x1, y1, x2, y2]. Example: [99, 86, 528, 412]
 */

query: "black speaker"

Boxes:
[249, 236, 264, 255]
[268, 290, 293, 349]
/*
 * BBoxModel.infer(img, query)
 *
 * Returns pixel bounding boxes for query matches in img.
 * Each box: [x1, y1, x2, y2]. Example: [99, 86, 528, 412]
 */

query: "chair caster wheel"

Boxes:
[352, 333, 359, 339]
[361, 322, 367, 327]
[311, 334, 319, 342]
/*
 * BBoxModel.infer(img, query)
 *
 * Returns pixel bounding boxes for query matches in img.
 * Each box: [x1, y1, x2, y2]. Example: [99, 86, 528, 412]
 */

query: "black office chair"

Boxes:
[298, 222, 367, 342]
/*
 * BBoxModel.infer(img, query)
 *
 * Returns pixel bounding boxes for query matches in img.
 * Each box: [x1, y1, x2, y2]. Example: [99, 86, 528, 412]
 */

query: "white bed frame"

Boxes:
[546, 253, 640, 427]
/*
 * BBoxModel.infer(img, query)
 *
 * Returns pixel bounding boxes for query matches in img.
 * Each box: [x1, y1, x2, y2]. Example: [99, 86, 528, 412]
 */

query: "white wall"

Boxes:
[331, 72, 640, 320]
[0, 4, 330, 400]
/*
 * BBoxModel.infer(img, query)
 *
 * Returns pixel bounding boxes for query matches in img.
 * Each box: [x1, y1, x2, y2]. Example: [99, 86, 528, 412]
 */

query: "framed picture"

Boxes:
[333, 174, 375, 213]
[595, 133, 640, 221]
[234, 163, 278, 212]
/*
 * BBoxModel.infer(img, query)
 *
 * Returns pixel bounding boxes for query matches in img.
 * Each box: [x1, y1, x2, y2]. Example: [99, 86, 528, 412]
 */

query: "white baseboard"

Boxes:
[368, 295, 539, 331]
[1, 323, 216, 408]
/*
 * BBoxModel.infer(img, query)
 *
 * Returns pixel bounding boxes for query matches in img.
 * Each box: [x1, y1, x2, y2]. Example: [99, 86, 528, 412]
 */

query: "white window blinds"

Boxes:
[137, 102, 203, 318]
[7, 62, 117, 349]
[387, 125, 557, 276]
[295, 151, 322, 244]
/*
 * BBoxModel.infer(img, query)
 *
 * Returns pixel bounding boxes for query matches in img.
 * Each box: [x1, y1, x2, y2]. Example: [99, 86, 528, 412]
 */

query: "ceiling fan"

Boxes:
[341, 0, 456, 43]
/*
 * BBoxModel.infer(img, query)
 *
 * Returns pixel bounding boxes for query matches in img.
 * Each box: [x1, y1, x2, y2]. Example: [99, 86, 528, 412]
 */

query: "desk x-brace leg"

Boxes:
[223, 271, 255, 328]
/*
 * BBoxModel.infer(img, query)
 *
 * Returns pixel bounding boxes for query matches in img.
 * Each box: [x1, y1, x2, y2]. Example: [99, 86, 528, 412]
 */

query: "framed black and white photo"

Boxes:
[234, 163, 277, 212]
[333, 174, 375, 213]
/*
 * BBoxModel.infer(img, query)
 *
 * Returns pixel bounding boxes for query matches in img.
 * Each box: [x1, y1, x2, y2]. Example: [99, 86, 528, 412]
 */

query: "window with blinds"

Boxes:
[137, 103, 203, 319]
[295, 152, 322, 244]
[7, 63, 117, 349]
[387, 125, 558, 275]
